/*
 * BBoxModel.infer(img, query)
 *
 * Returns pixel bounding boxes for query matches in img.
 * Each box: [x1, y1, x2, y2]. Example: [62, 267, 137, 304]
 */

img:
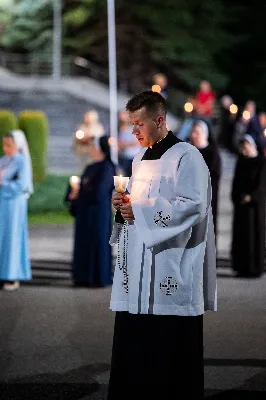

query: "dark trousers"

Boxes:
[107, 311, 204, 399]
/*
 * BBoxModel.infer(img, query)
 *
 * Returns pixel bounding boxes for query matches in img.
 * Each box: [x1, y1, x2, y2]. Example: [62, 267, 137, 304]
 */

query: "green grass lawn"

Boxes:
[28, 211, 73, 224]
[28, 174, 73, 224]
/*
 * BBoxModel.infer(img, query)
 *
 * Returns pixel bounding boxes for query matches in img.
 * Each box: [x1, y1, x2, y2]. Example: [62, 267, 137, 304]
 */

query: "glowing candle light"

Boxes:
[243, 110, 250, 120]
[152, 85, 161, 93]
[230, 104, 238, 114]
[70, 175, 80, 189]
[114, 175, 129, 193]
[184, 102, 193, 113]
[264, 129, 266, 137]
[117, 175, 124, 192]
[76, 130, 85, 140]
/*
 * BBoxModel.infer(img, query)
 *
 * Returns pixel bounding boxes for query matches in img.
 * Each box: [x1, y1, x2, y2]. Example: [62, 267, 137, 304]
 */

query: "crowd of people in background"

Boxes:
[176, 79, 266, 278]
[67, 75, 266, 286]
[0, 76, 265, 291]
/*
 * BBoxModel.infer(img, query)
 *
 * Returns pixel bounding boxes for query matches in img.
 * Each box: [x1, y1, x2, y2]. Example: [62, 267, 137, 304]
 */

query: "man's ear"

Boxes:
[157, 116, 164, 128]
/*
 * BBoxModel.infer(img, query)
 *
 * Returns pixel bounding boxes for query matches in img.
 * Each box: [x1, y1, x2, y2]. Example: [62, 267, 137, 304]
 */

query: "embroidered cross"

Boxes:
[154, 211, 171, 227]
[160, 277, 178, 296]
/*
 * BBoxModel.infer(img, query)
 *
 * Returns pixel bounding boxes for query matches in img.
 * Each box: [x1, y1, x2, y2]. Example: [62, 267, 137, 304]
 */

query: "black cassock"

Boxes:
[198, 144, 221, 236]
[65, 159, 115, 286]
[231, 154, 266, 277]
[108, 132, 204, 400]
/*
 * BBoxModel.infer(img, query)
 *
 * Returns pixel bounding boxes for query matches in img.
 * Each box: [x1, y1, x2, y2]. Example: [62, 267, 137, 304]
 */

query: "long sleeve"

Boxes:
[203, 209, 217, 311]
[131, 149, 210, 249]
[249, 158, 266, 202]
[0, 156, 25, 199]
[231, 159, 242, 205]
[209, 147, 221, 182]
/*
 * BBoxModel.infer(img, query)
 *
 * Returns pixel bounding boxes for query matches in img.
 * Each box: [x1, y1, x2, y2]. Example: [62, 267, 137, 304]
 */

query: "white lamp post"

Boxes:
[52, 0, 62, 83]
[107, 0, 118, 165]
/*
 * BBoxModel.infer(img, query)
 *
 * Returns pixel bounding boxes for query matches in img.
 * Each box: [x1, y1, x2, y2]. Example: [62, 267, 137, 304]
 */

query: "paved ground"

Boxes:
[1, 264, 266, 399]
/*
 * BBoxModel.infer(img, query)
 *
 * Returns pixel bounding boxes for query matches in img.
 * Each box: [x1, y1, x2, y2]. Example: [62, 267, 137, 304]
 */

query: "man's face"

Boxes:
[128, 107, 161, 148]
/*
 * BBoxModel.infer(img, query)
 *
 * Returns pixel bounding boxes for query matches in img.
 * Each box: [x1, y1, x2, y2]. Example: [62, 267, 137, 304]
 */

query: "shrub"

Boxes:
[18, 110, 49, 182]
[0, 110, 17, 154]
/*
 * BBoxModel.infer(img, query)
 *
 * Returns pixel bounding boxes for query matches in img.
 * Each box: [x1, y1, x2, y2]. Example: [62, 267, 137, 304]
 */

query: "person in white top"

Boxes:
[107, 90, 217, 399]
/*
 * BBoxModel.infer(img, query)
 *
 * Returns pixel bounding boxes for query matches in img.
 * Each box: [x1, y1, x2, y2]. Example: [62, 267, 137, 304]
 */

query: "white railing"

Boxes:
[0, 51, 130, 91]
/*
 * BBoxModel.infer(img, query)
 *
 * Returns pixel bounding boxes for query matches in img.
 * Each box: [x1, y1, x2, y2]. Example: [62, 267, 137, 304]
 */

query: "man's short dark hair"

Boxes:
[126, 90, 167, 118]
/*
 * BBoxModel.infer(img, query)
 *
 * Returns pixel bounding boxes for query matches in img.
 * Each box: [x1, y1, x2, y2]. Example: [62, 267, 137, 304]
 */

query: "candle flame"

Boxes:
[70, 176, 80, 185]
[76, 130, 85, 139]
[243, 110, 250, 120]
[230, 104, 238, 114]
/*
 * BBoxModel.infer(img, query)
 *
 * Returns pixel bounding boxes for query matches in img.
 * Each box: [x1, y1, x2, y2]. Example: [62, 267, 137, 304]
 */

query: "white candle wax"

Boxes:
[114, 175, 129, 193]
[70, 175, 80, 189]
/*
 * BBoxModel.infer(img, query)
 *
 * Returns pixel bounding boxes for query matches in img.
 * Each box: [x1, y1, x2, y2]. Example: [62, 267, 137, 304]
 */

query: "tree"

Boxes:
[62, 0, 238, 112]
[1, 0, 53, 53]
[218, 0, 266, 109]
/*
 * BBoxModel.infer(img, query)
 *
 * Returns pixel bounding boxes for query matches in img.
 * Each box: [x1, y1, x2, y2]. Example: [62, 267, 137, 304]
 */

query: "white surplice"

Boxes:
[110, 141, 217, 316]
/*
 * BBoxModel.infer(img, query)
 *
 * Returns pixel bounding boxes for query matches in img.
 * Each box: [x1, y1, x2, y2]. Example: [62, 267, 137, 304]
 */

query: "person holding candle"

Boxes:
[231, 134, 266, 278]
[107, 90, 217, 399]
[0, 130, 33, 291]
[65, 135, 115, 287]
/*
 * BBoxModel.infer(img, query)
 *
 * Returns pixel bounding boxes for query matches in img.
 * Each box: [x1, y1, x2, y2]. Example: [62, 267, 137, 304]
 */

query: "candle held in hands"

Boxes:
[114, 175, 129, 193]
[70, 175, 80, 190]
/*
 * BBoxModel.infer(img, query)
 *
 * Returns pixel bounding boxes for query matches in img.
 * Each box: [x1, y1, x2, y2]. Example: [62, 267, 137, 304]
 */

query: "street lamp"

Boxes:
[52, 0, 62, 83]
[107, 0, 118, 165]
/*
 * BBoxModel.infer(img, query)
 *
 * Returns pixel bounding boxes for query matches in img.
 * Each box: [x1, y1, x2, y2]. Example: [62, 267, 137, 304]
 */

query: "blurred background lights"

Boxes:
[184, 102, 193, 113]
[151, 84, 161, 93]
[243, 110, 250, 120]
[230, 104, 238, 114]
[76, 130, 85, 139]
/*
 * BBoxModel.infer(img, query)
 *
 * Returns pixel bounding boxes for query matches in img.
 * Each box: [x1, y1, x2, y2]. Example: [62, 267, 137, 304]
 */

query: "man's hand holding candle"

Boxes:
[120, 199, 134, 222]
[112, 192, 134, 222]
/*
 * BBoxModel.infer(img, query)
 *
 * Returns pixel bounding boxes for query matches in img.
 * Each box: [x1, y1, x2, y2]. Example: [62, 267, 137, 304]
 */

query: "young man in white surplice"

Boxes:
[107, 90, 217, 399]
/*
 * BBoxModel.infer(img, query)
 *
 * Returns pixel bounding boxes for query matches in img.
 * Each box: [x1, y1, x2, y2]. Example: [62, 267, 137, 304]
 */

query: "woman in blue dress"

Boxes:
[65, 136, 116, 287]
[0, 130, 33, 291]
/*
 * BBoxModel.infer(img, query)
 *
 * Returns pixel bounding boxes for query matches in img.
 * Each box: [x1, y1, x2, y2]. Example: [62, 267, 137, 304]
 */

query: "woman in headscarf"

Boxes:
[65, 136, 115, 287]
[0, 130, 33, 291]
[72, 110, 105, 172]
[231, 134, 266, 277]
[189, 120, 222, 237]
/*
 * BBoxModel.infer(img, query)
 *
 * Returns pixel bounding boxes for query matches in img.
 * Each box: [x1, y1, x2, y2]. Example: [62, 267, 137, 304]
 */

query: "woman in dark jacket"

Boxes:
[231, 134, 266, 277]
[65, 136, 116, 287]
[189, 120, 222, 237]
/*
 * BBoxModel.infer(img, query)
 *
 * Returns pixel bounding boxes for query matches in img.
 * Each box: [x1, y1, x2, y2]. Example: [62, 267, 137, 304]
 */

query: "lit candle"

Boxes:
[70, 175, 80, 189]
[76, 130, 85, 140]
[230, 104, 238, 114]
[114, 175, 129, 193]
[242, 110, 250, 120]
